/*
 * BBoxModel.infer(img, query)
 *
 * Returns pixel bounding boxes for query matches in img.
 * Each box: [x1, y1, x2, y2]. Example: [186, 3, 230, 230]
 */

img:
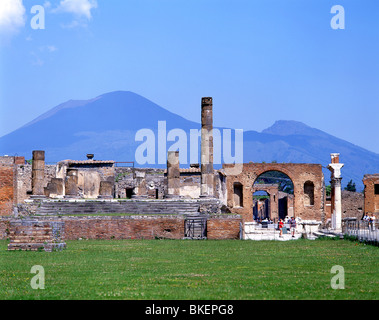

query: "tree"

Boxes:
[325, 185, 331, 197]
[344, 179, 356, 192]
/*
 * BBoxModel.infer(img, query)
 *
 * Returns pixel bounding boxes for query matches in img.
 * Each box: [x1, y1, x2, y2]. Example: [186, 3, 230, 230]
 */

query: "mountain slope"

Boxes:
[0, 91, 378, 190]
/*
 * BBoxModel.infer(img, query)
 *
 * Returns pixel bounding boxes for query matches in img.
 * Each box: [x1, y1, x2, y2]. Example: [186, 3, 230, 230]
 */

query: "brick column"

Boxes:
[200, 97, 214, 198]
[31, 150, 46, 198]
[166, 151, 180, 198]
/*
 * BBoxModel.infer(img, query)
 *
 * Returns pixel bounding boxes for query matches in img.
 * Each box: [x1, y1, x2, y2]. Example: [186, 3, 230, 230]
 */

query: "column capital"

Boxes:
[331, 177, 342, 187]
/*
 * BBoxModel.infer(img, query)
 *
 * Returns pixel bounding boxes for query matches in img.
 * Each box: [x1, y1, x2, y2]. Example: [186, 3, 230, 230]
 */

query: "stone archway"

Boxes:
[252, 184, 279, 220]
[223, 163, 325, 222]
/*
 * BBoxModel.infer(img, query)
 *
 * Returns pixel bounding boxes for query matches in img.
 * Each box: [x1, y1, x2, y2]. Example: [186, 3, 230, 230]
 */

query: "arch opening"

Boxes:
[252, 170, 294, 222]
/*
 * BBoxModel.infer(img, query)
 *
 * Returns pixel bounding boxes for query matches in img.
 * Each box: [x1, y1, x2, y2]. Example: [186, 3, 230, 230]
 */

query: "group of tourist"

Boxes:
[278, 217, 297, 238]
[363, 213, 376, 231]
[255, 216, 298, 238]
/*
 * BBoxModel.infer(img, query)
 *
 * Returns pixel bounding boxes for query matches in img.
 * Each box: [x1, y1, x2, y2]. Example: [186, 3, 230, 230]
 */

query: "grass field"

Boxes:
[0, 238, 378, 300]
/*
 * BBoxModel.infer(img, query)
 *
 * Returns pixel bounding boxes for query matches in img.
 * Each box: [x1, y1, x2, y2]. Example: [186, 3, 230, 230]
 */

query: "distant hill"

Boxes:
[0, 91, 377, 190]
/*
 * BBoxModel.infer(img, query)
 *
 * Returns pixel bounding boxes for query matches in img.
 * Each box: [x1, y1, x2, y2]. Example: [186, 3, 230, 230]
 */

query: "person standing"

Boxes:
[289, 217, 297, 238]
[279, 219, 284, 237]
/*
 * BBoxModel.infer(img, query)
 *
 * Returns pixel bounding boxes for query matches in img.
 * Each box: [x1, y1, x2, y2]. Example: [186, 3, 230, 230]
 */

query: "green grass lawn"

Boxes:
[0, 238, 378, 300]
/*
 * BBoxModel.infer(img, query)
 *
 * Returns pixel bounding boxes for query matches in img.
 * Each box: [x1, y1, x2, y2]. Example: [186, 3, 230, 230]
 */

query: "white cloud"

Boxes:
[55, 0, 97, 20]
[46, 45, 57, 52]
[38, 45, 58, 53]
[0, 0, 26, 35]
[43, 1, 52, 9]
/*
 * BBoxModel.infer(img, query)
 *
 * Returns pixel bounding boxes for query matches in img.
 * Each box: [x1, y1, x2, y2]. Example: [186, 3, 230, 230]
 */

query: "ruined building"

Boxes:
[0, 96, 374, 241]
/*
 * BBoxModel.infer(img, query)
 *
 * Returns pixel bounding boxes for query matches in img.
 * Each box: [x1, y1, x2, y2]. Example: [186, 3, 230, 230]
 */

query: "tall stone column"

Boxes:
[166, 151, 180, 198]
[327, 153, 344, 232]
[200, 97, 214, 198]
[31, 150, 46, 198]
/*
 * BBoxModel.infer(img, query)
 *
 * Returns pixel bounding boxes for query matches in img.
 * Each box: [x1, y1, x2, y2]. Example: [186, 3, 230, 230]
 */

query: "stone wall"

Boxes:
[16, 164, 57, 203]
[115, 167, 166, 199]
[0, 156, 24, 166]
[342, 190, 364, 219]
[0, 218, 10, 238]
[115, 167, 206, 200]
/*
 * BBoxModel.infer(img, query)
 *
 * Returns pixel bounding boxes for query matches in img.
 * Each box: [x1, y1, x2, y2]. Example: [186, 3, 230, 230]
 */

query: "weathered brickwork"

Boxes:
[0, 215, 242, 240]
[363, 174, 379, 216]
[207, 216, 242, 240]
[223, 163, 325, 222]
[7, 220, 66, 251]
[0, 165, 15, 216]
[63, 216, 185, 240]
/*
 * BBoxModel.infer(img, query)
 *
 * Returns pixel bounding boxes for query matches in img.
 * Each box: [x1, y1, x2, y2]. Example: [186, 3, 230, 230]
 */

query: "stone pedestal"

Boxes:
[200, 97, 214, 198]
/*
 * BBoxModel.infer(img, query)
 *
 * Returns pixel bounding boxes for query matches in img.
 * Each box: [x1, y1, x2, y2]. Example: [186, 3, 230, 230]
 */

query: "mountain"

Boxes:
[0, 91, 378, 190]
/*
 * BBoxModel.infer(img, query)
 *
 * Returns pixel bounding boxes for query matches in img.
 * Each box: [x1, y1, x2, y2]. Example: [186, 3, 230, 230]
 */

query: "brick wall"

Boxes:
[0, 215, 243, 240]
[0, 166, 15, 216]
[207, 216, 242, 240]
[63, 216, 185, 240]
[363, 174, 379, 216]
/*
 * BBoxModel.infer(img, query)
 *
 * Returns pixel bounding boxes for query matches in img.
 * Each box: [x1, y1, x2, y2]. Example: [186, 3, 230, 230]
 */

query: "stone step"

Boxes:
[35, 201, 201, 216]
[10, 239, 54, 243]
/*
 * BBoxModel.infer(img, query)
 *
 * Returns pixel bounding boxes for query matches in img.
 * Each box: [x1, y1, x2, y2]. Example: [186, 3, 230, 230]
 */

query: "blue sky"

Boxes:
[1, 0, 379, 153]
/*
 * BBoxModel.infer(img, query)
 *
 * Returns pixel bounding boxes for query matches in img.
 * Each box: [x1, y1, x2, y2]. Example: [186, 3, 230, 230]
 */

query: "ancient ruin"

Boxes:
[0, 96, 376, 245]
